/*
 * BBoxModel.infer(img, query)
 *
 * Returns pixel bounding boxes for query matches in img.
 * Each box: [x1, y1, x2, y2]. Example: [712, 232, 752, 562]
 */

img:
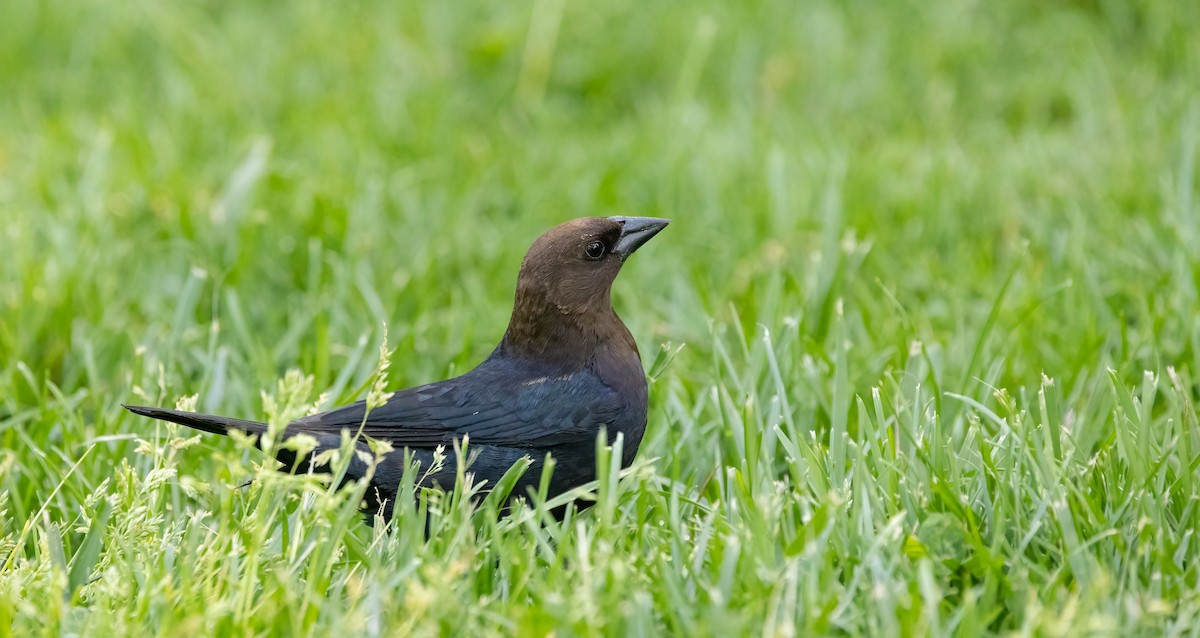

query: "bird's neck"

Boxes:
[498, 289, 638, 370]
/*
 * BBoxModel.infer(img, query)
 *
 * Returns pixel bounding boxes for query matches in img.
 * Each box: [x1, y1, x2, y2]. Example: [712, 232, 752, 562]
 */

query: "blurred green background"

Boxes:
[2, 0, 1200, 635]
[4, 0, 1195, 399]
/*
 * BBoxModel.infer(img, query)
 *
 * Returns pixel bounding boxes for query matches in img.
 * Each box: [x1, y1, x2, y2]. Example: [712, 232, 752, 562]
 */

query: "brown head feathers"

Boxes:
[500, 216, 669, 363]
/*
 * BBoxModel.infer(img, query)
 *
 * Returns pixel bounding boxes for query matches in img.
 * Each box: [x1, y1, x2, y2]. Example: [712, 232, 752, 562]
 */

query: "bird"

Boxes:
[124, 216, 669, 521]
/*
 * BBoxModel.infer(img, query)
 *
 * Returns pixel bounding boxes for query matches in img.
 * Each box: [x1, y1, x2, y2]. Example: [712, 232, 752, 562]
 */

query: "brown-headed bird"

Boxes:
[124, 216, 669, 520]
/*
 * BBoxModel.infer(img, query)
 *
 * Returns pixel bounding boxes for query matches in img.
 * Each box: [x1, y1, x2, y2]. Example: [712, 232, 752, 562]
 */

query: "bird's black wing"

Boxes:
[285, 366, 625, 448]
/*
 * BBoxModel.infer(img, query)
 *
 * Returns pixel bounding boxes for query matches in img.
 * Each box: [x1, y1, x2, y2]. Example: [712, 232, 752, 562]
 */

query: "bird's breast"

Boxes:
[590, 343, 649, 462]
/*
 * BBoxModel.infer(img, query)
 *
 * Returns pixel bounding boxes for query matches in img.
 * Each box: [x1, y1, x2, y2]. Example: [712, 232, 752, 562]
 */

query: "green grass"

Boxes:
[3, 0, 1200, 634]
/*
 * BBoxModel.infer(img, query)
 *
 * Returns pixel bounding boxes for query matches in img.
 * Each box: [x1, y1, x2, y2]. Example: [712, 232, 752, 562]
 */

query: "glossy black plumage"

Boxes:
[124, 216, 669, 521]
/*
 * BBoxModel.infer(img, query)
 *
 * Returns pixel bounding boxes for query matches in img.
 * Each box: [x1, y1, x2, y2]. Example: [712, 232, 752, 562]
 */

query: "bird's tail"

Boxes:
[124, 404, 342, 476]
[122, 405, 269, 438]
[126, 403, 405, 521]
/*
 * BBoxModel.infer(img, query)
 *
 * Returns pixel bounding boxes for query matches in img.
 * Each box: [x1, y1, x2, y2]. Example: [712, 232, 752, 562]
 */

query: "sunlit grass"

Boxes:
[2, 0, 1200, 635]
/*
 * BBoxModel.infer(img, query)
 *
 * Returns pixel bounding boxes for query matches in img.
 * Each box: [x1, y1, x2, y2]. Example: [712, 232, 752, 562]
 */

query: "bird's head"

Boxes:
[513, 216, 670, 316]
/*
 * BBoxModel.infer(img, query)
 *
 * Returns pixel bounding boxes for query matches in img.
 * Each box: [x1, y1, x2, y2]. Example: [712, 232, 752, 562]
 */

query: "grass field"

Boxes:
[3, 0, 1200, 635]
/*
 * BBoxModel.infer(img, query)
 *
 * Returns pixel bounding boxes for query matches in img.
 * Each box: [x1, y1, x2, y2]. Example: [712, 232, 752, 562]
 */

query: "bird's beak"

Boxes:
[610, 216, 670, 260]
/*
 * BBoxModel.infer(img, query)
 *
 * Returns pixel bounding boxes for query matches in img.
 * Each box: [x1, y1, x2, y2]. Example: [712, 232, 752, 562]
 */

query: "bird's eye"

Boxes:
[584, 241, 606, 260]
